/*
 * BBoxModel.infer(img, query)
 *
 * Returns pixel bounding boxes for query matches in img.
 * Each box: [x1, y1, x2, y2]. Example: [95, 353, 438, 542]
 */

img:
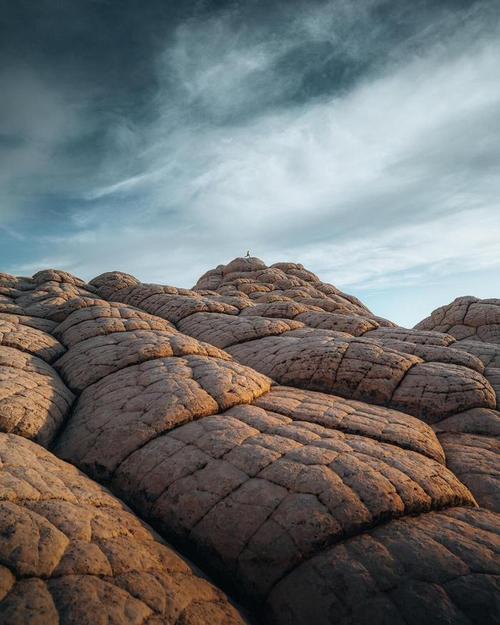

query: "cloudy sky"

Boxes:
[1, 0, 499, 326]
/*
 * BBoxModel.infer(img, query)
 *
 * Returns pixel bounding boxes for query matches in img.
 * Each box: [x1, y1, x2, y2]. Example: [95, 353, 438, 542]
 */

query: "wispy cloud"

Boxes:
[295, 207, 500, 289]
[0, 225, 25, 241]
[2, 1, 499, 325]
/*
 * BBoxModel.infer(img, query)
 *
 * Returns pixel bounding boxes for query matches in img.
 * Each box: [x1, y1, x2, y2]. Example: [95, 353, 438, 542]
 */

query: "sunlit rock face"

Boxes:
[0, 434, 247, 625]
[0, 260, 499, 625]
[415, 296, 500, 344]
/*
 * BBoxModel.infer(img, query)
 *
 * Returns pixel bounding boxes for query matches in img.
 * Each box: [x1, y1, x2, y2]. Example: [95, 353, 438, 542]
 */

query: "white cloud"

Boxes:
[4, 1, 499, 323]
[293, 207, 500, 290]
[69, 13, 500, 283]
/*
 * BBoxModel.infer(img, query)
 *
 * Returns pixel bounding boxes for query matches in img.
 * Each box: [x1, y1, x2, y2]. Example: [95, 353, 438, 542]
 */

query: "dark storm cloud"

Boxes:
[1, 0, 499, 325]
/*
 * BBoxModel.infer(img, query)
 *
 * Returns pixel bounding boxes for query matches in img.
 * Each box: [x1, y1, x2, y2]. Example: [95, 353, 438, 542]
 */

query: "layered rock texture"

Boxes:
[0, 260, 498, 625]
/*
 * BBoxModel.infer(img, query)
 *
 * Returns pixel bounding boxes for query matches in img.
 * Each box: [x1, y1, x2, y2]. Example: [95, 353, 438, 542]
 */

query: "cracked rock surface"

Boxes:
[110, 405, 474, 600]
[0, 346, 74, 446]
[415, 296, 500, 344]
[267, 506, 500, 625]
[0, 434, 247, 625]
[0, 260, 499, 625]
[90, 263, 497, 424]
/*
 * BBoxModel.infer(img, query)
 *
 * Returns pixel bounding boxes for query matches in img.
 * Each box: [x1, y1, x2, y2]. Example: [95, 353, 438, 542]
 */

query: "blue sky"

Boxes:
[1, 0, 499, 326]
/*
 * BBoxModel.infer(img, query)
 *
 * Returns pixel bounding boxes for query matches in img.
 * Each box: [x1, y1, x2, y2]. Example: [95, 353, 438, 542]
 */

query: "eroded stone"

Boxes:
[0, 434, 247, 625]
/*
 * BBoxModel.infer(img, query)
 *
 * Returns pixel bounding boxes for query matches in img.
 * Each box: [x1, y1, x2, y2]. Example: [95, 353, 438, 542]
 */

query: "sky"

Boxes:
[1, 0, 499, 327]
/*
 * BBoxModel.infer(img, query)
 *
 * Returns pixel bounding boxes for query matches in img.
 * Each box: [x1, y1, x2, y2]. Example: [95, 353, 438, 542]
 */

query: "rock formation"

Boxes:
[416, 296, 500, 515]
[0, 434, 246, 625]
[0, 259, 498, 625]
[415, 296, 500, 344]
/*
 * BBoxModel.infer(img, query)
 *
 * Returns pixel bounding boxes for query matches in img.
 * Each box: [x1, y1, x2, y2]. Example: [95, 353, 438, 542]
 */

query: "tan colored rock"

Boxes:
[365, 327, 457, 346]
[92, 265, 497, 424]
[434, 407, 500, 437]
[227, 335, 495, 421]
[0, 273, 22, 288]
[363, 336, 485, 372]
[453, 339, 500, 368]
[0, 312, 58, 334]
[15, 282, 102, 322]
[295, 311, 379, 335]
[88, 263, 500, 527]
[89, 270, 141, 300]
[267, 506, 500, 625]
[432, 407, 500, 512]
[178, 312, 304, 349]
[111, 406, 474, 600]
[54, 302, 176, 347]
[194, 258, 375, 320]
[54, 329, 231, 392]
[0, 434, 247, 625]
[239, 301, 321, 319]
[0, 347, 74, 446]
[254, 386, 445, 462]
[486, 367, 500, 409]
[55, 355, 272, 479]
[416, 297, 500, 344]
[98, 283, 179, 307]
[0, 295, 24, 315]
[0, 319, 65, 363]
[32, 269, 96, 290]
[437, 432, 499, 512]
[0, 278, 34, 295]
[227, 334, 416, 402]
[140, 294, 240, 324]
[390, 362, 495, 422]
[443, 340, 500, 410]
[2, 263, 499, 625]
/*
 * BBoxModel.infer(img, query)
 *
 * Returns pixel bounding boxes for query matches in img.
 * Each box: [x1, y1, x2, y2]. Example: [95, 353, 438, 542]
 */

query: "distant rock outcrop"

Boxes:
[416, 296, 500, 344]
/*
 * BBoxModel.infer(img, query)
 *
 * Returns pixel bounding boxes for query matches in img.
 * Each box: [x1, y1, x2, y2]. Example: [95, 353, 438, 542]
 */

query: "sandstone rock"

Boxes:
[111, 405, 474, 600]
[0, 295, 25, 315]
[416, 297, 500, 344]
[389, 362, 495, 422]
[0, 319, 65, 363]
[55, 355, 272, 479]
[227, 335, 496, 421]
[254, 386, 445, 462]
[486, 367, 500, 409]
[32, 269, 96, 290]
[365, 327, 457, 346]
[0, 312, 58, 334]
[88, 261, 500, 520]
[295, 311, 379, 335]
[89, 271, 141, 300]
[267, 507, 500, 625]
[54, 329, 231, 392]
[364, 335, 485, 372]
[434, 407, 500, 437]
[53, 302, 176, 347]
[239, 301, 321, 319]
[0, 347, 74, 446]
[437, 432, 499, 512]
[15, 283, 102, 322]
[453, 339, 500, 368]
[194, 258, 378, 319]
[178, 313, 304, 349]
[92, 263, 497, 423]
[1, 261, 499, 625]
[0, 434, 247, 625]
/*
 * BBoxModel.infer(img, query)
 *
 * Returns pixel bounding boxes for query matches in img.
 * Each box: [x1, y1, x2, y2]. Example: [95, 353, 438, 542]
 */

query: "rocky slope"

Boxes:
[0, 260, 498, 625]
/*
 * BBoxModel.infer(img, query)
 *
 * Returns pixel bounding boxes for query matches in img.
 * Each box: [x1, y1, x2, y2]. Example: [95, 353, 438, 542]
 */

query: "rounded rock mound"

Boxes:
[0, 433, 247, 625]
